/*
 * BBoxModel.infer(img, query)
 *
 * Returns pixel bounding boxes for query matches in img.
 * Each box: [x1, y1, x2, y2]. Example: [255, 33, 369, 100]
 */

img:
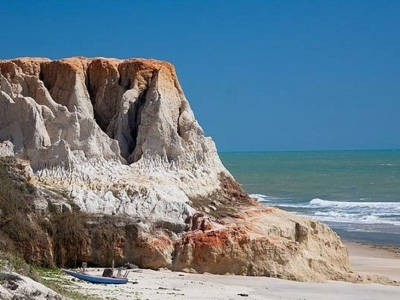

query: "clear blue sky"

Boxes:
[1, 0, 399, 151]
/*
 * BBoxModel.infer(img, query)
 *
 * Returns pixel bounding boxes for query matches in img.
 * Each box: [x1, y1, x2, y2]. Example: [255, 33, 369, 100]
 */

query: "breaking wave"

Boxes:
[251, 194, 400, 230]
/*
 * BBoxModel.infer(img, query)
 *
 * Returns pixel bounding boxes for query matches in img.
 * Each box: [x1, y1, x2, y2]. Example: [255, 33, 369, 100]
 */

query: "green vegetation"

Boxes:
[0, 254, 102, 300]
[36, 267, 103, 300]
[0, 158, 97, 298]
[0, 157, 37, 255]
[51, 211, 89, 267]
[0, 157, 91, 269]
[0, 250, 39, 281]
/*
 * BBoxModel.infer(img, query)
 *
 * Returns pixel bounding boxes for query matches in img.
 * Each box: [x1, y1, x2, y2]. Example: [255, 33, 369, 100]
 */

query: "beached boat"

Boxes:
[63, 269, 129, 284]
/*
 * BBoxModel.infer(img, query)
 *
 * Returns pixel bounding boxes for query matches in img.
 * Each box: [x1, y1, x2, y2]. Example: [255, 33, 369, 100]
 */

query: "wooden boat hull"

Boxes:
[63, 269, 128, 284]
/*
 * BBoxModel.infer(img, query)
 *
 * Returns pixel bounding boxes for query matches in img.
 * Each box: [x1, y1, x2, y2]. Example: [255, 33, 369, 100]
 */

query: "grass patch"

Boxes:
[35, 267, 103, 300]
[0, 251, 37, 280]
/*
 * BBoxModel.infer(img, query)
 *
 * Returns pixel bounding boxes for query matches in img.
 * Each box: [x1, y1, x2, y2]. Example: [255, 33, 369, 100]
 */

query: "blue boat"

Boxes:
[63, 269, 129, 284]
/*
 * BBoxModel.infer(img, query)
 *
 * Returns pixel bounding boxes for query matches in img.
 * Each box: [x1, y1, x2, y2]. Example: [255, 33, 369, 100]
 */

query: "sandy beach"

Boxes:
[346, 242, 400, 282]
[59, 242, 400, 300]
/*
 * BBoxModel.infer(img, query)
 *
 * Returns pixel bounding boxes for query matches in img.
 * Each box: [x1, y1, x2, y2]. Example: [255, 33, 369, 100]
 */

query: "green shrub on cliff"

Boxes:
[51, 211, 89, 267]
[0, 157, 86, 268]
[0, 158, 37, 255]
[0, 251, 40, 282]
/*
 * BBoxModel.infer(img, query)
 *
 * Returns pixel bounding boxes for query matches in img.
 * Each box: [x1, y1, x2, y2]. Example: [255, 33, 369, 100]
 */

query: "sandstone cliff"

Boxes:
[0, 57, 372, 283]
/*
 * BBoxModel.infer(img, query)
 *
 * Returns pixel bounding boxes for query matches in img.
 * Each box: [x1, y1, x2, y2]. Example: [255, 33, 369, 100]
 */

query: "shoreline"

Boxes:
[57, 239, 400, 300]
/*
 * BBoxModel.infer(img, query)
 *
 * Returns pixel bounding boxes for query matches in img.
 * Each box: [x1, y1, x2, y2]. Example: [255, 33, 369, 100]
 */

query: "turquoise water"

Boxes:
[220, 150, 400, 246]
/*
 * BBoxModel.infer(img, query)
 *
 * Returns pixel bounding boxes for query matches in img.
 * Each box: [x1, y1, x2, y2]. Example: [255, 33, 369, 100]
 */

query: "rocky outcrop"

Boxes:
[173, 207, 352, 282]
[0, 272, 64, 300]
[0, 57, 367, 283]
[0, 251, 64, 300]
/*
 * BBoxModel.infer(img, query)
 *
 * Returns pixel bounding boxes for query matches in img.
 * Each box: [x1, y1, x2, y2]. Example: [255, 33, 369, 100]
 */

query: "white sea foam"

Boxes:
[249, 194, 287, 202]
[250, 194, 269, 201]
[309, 198, 400, 210]
[257, 196, 400, 228]
[312, 210, 398, 224]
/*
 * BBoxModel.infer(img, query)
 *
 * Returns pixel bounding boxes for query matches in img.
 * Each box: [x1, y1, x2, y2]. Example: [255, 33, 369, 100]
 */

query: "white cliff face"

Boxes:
[0, 57, 361, 282]
[0, 57, 229, 230]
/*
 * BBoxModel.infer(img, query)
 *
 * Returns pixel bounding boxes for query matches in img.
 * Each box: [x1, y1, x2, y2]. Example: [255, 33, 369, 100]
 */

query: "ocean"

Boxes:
[219, 150, 400, 246]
